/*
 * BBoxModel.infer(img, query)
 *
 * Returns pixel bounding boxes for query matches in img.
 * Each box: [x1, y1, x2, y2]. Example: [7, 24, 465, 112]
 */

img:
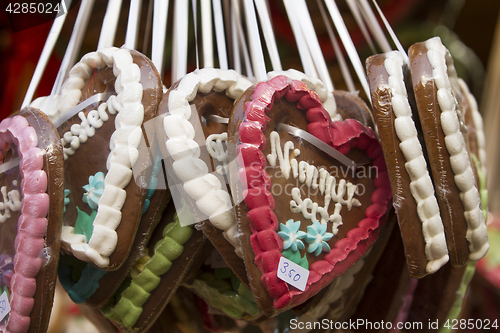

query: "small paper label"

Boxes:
[0, 291, 11, 323]
[211, 249, 228, 269]
[277, 257, 309, 291]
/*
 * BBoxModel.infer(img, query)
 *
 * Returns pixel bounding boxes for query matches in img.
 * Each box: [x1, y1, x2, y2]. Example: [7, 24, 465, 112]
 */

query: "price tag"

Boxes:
[277, 257, 309, 291]
[0, 291, 11, 323]
[211, 249, 228, 269]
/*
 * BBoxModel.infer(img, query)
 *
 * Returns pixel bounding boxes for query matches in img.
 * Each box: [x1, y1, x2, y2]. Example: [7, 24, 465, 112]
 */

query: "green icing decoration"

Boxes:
[188, 275, 260, 319]
[471, 154, 488, 221]
[103, 213, 193, 328]
[282, 248, 309, 270]
[439, 155, 488, 333]
[74, 207, 96, 243]
[439, 263, 476, 333]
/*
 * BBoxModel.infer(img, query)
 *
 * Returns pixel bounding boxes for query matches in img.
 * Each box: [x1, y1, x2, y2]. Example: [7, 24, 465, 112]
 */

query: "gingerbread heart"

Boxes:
[157, 68, 252, 286]
[0, 107, 64, 333]
[227, 76, 392, 314]
[409, 38, 488, 267]
[366, 50, 449, 278]
[52, 47, 163, 270]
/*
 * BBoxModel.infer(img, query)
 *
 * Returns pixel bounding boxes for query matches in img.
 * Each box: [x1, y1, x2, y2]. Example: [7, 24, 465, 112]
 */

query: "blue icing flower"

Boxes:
[64, 189, 70, 213]
[82, 172, 105, 210]
[278, 219, 306, 252]
[305, 221, 334, 256]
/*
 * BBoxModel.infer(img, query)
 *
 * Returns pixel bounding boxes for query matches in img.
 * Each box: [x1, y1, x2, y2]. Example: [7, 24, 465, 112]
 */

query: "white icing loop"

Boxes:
[384, 51, 449, 273]
[425, 37, 488, 261]
[55, 47, 148, 268]
[163, 68, 252, 258]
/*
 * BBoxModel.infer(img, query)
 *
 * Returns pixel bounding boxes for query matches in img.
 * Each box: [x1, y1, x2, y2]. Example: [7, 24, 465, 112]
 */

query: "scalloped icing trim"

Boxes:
[103, 218, 194, 329]
[0, 116, 49, 333]
[267, 69, 341, 122]
[425, 37, 488, 261]
[383, 51, 449, 274]
[236, 76, 391, 309]
[163, 68, 252, 258]
[56, 47, 146, 268]
[457, 78, 487, 176]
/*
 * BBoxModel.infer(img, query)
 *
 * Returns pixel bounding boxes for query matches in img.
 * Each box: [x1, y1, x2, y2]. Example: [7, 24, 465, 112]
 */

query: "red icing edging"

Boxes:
[236, 76, 391, 310]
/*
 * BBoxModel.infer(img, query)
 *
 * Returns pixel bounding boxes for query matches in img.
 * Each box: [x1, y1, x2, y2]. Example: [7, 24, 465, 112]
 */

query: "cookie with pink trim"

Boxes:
[0, 107, 64, 333]
[53, 47, 163, 270]
[227, 75, 392, 315]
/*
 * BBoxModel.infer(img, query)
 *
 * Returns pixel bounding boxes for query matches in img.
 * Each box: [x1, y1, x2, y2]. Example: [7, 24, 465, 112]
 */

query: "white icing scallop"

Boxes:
[384, 51, 449, 273]
[163, 68, 252, 258]
[56, 47, 147, 268]
[457, 78, 487, 176]
[267, 69, 341, 121]
[425, 37, 489, 261]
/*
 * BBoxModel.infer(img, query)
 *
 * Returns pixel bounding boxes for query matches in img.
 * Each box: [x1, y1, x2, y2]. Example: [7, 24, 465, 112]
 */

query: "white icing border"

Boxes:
[267, 69, 341, 121]
[425, 37, 489, 261]
[384, 51, 449, 274]
[56, 47, 146, 267]
[457, 78, 487, 176]
[163, 68, 252, 258]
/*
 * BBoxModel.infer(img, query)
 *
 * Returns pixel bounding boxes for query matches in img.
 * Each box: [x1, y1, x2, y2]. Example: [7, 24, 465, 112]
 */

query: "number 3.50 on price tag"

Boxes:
[277, 257, 309, 291]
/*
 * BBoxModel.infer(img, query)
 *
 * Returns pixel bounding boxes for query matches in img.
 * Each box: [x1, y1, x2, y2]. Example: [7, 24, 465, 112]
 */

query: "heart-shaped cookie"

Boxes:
[228, 76, 392, 314]
[157, 68, 252, 285]
[0, 107, 64, 333]
[409, 38, 488, 267]
[366, 50, 449, 278]
[52, 47, 163, 270]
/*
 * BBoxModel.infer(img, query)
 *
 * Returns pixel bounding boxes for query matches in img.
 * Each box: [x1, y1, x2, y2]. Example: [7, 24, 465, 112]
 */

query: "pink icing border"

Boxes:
[0, 116, 49, 333]
[236, 76, 391, 309]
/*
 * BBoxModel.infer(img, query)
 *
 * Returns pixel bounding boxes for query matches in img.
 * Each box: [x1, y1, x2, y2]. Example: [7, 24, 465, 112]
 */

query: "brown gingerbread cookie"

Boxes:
[52, 47, 163, 271]
[156, 68, 253, 287]
[409, 38, 488, 267]
[228, 75, 392, 316]
[366, 51, 448, 278]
